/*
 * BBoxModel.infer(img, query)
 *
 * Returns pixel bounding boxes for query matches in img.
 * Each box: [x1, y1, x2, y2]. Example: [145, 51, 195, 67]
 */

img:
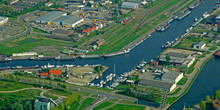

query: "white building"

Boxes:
[162, 71, 183, 84]
[0, 17, 8, 26]
[193, 41, 206, 49]
[12, 52, 38, 57]
[45, 2, 53, 7]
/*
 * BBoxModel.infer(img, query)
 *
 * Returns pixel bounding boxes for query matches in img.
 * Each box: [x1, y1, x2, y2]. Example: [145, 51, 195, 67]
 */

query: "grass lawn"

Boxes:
[177, 77, 188, 85]
[209, 46, 217, 51]
[168, 88, 182, 96]
[151, 0, 182, 17]
[0, 89, 41, 101]
[186, 59, 199, 74]
[107, 104, 145, 110]
[78, 97, 96, 110]
[94, 101, 113, 110]
[0, 34, 73, 56]
[43, 93, 58, 100]
[0, 80, 34, 91]
[175, 36, 211, 49]
[33, 27, 47, 34]
[50, 89, 73, 96]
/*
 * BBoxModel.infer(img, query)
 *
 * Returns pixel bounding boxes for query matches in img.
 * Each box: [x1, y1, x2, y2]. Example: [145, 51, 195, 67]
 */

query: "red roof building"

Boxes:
[49, 70, 62, 75]
[40, 73, 49, 76]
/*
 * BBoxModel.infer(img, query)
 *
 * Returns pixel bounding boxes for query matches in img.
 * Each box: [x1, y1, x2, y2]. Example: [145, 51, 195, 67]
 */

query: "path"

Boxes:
[0, 87, 44, 93]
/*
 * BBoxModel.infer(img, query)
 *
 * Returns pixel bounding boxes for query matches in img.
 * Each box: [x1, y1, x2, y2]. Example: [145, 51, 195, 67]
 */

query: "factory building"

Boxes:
[138, 79, 176, 92]
[162, 71, 183, 84]
[193, 41, 206, 50]
[0, 17, 8, 26]
[35, 11, 67, 24]
[159, 52, 195, 68]
[51, 16, 84, 28]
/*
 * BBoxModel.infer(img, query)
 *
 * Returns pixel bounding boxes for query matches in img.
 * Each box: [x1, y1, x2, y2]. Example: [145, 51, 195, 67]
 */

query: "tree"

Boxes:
[4, 97, 9, 106]
[205, 95, 212, 102]
[166, 55, 171, 65]
[39, 80, 42, 85]
[50, 81, 53, 87]
[0, 99, 5, 109]
[62, 84, 68, 89]
[200, 100, 206, 110]
[44, 80, 47, 85]
[214, 89, 220, 99]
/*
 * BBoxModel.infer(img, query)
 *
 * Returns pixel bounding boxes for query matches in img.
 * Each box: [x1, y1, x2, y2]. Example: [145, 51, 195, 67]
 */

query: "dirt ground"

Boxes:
[30, 46, 63, 56]
[161, 48, 199, 55]
[66, 66, 108, 85]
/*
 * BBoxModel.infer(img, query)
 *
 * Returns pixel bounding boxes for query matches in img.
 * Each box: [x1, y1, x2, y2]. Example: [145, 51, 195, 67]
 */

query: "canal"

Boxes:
[0, 0, 218, 109]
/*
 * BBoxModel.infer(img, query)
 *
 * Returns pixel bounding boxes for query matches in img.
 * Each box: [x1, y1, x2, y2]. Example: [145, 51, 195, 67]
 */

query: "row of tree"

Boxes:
[199, 89, 220, 110]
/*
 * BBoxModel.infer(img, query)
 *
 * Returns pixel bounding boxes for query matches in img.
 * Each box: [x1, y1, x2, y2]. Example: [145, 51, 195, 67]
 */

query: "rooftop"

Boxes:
[194, 41, 205, 46]
[127, 0, 143, 3]
[36, 11, 66, 23]
[121, 2, 139, 9]
[138, 79, 174, 90]
[52, 15, 82, 25]
[49, 70, 62, 75]
[162, 71, 182, 80]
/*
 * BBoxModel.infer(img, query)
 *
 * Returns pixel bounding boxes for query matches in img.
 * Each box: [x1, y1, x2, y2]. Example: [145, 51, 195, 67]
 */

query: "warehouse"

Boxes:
[51, 16, 84, 28]
[162, 71, 183, 84]
[0, 17, 8, 26]
[193, 41, 206, 50]
[138, 79, 176, 92]
[159, 52, 195, 67]
[35, 11, 67, 24]
[121, 2, 139, 10]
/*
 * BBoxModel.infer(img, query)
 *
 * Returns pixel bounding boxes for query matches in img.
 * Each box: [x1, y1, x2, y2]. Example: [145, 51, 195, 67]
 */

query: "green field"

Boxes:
[94, 101, 113, 110]
[50, 89, 73, 96]
[0, 89, 41, 101]
[0, 80, 34, 91]
[107, 104, 145, 110]
[78, 97, 96, 110]
[0, 34, 72, 55]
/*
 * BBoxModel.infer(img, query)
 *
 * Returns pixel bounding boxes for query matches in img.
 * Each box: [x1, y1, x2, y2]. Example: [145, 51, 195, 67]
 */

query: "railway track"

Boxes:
[97, 0, 172, 52]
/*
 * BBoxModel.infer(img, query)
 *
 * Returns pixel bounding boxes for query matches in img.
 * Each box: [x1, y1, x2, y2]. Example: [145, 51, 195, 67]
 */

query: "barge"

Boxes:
[177, 10, 191, 20]
[188, 0, 203, 10]
[55, 56, 77, 60]
[29, 57, 52, 61]
[156, 23, 170, 32]
[0, 57, 12, 62]
[80, 55, 101, 59]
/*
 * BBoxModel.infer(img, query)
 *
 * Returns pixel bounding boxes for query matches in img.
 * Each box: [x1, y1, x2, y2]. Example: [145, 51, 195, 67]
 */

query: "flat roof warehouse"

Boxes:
[35, 11, 83, 27]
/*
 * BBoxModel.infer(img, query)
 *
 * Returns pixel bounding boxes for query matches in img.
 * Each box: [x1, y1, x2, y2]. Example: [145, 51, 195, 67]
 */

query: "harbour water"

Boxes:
[0, 0, 218, 109]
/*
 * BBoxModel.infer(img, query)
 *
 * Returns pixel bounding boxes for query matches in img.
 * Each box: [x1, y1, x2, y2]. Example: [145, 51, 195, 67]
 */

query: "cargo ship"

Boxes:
[156, 23, 170, 32]
[177, 10, 191, 20]
[188, 0, 203, 10]
[215, 50, 220, 57]
[80, 55, 101, 59]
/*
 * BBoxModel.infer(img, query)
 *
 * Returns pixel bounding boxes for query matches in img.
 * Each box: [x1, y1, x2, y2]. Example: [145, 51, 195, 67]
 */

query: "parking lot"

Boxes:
[0, 20, 25, 41]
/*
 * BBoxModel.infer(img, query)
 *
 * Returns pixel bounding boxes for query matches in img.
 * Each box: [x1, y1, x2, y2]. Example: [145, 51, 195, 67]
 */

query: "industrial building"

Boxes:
[121, 2, 139, 10]
[34, 96, 58, 110]
[193, 41, 206, 49]
[51, 15, 84, 28]
[162, 71, 183, 84]
[138, 79, 176, 92]
[159, 52, 195, 67]
[35, 11, 67, 24]
[215, 15, 220, 23]
[0, 17, 8, 26]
